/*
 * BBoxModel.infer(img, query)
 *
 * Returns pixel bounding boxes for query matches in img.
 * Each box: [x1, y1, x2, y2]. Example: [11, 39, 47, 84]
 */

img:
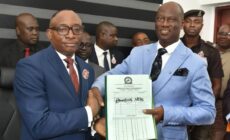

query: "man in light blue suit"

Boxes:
[92, 2, 216, 140]
[14, 10, 102, 140]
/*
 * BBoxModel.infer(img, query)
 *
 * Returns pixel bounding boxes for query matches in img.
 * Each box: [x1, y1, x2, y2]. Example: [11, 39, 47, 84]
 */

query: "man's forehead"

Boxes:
[51, 11, 81, 25]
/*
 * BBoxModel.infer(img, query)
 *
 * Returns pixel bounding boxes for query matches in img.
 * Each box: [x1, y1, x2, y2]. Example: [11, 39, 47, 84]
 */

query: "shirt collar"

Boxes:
[56, 51, 76, 62]
[157, 39, 181, 54]
[94, 43, 109, 55]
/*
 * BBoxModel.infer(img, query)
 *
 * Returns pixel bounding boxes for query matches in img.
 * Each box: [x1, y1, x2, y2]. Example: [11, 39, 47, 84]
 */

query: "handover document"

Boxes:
[106, 75, 157, 140]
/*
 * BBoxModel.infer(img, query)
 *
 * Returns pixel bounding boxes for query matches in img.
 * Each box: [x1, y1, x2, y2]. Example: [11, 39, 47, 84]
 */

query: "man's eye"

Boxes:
[156, 17, 164, 22]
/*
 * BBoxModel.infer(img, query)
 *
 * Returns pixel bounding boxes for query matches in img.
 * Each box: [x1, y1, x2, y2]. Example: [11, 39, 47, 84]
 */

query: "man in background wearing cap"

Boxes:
[181, 9, 224, 140]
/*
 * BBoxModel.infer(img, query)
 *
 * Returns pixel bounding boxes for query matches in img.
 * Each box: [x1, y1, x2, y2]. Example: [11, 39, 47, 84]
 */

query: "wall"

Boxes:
[163, 0, 230, 42]
[0, 0, 162, 56]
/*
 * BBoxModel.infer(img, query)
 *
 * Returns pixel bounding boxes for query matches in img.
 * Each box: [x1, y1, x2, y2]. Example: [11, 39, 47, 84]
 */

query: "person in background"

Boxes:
[0, 13, 44, 87]
[214, 24, 230, 140]
[89, 21, 124, 71]
[181, 9, 224, 140]
[92, 2, 215, 139]
[13, 10, 102, 140]
[132, 32, 151, 47]
[76, 31, 106, 78]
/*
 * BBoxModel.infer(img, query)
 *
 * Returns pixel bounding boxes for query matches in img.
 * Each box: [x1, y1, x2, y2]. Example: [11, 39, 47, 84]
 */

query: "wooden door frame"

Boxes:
[214, 5, 230, 42]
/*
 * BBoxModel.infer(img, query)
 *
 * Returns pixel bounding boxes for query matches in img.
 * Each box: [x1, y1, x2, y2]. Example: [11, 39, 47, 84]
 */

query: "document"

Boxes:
[106, 75, 157, 140]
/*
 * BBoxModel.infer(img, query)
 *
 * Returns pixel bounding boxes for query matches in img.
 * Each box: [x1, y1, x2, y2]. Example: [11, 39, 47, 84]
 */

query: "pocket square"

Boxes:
[173, 68, 189, 76]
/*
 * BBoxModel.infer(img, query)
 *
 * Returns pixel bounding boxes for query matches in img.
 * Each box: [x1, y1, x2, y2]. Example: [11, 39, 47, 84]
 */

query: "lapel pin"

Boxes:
[82, 69, 89, 80]
[111, 55, 117, 64]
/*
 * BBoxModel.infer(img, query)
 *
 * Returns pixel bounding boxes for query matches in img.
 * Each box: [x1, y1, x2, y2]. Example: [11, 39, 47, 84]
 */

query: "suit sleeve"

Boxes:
[92, 49, 134, 96]
[14, 59, 89, 139]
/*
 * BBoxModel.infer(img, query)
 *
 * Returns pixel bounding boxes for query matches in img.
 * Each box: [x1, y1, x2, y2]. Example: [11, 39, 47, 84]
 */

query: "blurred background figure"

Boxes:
[76, 31, 106, 78]
[213, 24, 230, 140]
[132, 32, 151, 47]
[89, 21, 124, 71]
[181, 9, 224, 140]
[0, 12, 44, 140]
[0, 12, 44, 87]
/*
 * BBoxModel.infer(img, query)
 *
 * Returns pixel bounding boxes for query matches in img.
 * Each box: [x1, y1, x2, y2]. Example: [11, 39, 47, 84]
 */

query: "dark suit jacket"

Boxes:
[14, 46, 95, 140]
[223, 78, 230, 120]
[89, 47, 124, 69]
[88, 61, 106, 78]
[0, 40, 45, 88]
[223, 78, 230, 139]
[0, 40, 45, 68]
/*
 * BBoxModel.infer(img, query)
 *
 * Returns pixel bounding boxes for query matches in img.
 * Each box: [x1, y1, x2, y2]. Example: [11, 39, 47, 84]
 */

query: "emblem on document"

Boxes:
[124, 76, 132, 84]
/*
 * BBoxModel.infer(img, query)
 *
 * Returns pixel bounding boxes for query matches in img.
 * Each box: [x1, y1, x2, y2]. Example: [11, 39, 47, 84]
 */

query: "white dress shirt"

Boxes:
[156, 40, 181, 70]
[56, 51, 93, 127]
[94, 43, 111, 69]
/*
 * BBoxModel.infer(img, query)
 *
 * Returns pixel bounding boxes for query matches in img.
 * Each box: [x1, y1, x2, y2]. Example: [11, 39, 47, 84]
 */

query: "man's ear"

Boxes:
[16, 26, 20, 36]
[46, 29, 52, 40]
[180, 20, 185, 29]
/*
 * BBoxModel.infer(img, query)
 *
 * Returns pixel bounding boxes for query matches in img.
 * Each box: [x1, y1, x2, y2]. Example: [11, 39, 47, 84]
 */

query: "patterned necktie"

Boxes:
[103, 51, 110, 71]
[150, 48, 167, 81]
[24, 48, 30, 57]
[64, 58, 79, 94]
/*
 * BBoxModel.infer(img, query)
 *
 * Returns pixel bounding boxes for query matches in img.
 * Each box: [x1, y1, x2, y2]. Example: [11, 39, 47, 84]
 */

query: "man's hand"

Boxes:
[87, 90, 100, 117]
[143, 106, 164, 123]
[94, 117, 106, 138]
[91, 87, 104, 107]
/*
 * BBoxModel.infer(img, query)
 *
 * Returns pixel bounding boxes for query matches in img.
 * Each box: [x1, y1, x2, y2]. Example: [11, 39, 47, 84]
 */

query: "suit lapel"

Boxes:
[47, 46, 76, 97]
[89, 47, 99, 65]
[153, 42, 191, 95]
[75, 57, 89, 105]
[144, 44, 158, 75]
[109, 51, 116, 68]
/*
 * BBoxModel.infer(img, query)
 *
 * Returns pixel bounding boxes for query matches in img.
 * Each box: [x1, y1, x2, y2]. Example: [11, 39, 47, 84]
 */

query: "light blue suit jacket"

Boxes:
[14, 46, 95, 140]
[93, 41, 216, 140]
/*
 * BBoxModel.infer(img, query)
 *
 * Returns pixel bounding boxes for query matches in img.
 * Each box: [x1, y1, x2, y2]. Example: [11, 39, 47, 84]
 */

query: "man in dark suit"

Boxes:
[76, 31, 106, 78]
[89, 21, 124, 71]
[0, 13, 44, 87]
[223, 78, 230, 140]
[14, 10, 102, 140]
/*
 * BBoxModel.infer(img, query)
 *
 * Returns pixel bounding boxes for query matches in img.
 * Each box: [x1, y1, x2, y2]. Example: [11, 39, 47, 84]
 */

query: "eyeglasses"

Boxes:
[218, 32, 230, 37]
[49, 24, 84, 36]
[79, 42, 92, 49]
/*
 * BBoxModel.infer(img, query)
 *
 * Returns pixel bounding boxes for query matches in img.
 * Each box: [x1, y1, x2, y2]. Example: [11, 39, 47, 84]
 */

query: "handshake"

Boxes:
[87, 87, 106, 138]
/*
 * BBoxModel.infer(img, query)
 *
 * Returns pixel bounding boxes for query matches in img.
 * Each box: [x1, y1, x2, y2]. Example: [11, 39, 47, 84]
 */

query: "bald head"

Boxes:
[155, 2, 184, 47]
[16, 13, 39, 46]
[157, 2, 184, 20]
[49, 10, 82, 27]
[95, 21, 118, 50]
[96, 21, 116, 39]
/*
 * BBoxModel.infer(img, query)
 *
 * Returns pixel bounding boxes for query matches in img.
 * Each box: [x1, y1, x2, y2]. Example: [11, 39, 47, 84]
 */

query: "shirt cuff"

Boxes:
[85, 106, 93, 127]
[226, 113, 230, 122]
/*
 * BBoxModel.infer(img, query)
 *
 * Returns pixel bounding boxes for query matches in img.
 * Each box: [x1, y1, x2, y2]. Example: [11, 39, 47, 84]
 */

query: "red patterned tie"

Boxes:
[24, 48, 30, 57]
[64, 58, 79, 94]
